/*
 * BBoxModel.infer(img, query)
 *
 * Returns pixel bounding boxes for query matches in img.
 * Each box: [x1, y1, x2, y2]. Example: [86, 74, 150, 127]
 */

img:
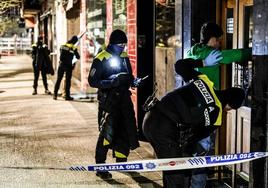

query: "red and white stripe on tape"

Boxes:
[70, 152, 268, 172]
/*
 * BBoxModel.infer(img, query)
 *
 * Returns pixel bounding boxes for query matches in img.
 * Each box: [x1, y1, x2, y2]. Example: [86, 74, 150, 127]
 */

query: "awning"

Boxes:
[25, 17, 35, 28]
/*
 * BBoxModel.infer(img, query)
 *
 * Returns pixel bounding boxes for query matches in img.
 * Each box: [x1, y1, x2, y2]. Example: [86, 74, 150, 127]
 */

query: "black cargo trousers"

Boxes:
[143, 107, 192, 188]
[33, 64, 48, 90]
[95, 88, 137, 164]
[54, 63, 72, 97]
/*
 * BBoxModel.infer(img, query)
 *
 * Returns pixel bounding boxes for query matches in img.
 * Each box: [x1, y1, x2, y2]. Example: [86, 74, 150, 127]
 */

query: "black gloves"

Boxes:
[133, 77, 142, 87]
[132, 75, 148, 88]
[110, 73, 131, 87]
[111, 76, 120, 87]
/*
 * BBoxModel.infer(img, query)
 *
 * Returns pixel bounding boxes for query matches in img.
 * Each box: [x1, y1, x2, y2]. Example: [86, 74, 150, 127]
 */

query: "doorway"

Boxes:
[223, 0, 253, 187]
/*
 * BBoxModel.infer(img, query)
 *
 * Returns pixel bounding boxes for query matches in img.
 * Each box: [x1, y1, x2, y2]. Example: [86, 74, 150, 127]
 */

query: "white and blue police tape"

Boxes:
[69, 152, 268, 172]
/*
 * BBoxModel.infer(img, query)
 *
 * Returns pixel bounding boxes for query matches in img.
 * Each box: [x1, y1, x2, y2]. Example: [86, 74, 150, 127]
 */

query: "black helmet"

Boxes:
[200, 22, 223, 44]
[217, 88, 245, 109]
[68, 35, 78, 44]
[109, 29, 127, 44]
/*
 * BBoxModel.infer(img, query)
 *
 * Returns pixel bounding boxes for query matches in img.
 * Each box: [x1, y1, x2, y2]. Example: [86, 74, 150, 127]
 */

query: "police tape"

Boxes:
[69, 152, 268, 172]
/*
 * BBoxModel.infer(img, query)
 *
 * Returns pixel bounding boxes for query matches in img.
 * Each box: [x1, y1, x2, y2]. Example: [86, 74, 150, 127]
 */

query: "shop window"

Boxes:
[113, 0, 127, 32]
[233, 6, 253, 107]
[155, 0, 175, 47]
[86, 0, 106, 57]
[154, 0, 176, 97]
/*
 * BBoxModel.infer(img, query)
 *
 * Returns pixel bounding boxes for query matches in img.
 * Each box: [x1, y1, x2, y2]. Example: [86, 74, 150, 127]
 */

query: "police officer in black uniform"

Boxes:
[53, 36, 80, 100]
[88, 29, 140, 179]
[142, 53, 245, 188]
[32, 36, 53, 95]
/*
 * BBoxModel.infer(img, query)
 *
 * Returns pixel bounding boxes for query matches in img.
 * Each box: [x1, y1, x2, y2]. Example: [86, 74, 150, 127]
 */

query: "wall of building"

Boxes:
[250, 0, 268, 187]
[80, 0, 88, 93]
[55, 2, 67, 68]
[66, 2, 81, 84]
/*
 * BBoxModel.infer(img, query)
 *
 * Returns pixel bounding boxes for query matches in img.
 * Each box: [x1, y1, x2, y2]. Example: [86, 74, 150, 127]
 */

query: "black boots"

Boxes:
[45, 89, 51, 95]
[95, 158, 127, 179]
[32, 88, 51, 95]
[65, 96, 74, 101]
[116, 158, 127, 163]
[52, 93, 73, 101]
[32, 89, 37, 95]
[96, 171, 112, 179]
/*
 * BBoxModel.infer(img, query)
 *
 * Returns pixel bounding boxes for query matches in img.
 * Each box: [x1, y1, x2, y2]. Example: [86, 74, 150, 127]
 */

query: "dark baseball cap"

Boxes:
[109, 29, 128, 44]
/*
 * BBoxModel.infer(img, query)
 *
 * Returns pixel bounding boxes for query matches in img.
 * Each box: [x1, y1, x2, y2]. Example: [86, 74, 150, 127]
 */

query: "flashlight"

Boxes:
[109, 57, 120, 68]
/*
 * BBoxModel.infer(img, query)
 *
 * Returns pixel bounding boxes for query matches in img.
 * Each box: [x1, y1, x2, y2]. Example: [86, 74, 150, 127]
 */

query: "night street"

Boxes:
[0, 0, 268, 187]
[0, 55, 162, 187]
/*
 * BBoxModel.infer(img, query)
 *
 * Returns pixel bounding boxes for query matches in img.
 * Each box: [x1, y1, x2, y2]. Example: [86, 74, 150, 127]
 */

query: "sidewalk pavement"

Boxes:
[0, 55, 162, 188]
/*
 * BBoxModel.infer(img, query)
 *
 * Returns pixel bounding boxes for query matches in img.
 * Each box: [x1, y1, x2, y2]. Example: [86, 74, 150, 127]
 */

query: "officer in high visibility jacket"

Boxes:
[88, 29, 140, 179]
[142, 51, 245, 188]
[32, 36, 53, 95]
[53, 36, 80, 100]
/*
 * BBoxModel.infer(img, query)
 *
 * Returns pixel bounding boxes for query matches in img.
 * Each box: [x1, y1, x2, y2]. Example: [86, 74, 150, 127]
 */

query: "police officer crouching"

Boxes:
[88, 29, 141, 179]
[142, 52, 245, 188]
[53, 36, 80, 100]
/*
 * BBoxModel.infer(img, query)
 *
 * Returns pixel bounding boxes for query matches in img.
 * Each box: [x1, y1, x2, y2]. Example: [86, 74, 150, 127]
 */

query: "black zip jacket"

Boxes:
[59, 43, 80, 67]
[143, 58, 223, 146]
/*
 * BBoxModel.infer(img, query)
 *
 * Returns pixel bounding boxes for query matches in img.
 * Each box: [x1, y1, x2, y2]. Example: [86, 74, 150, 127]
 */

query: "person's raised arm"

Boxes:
[175, 50, 222, 82]
[221, 48, 252, 65]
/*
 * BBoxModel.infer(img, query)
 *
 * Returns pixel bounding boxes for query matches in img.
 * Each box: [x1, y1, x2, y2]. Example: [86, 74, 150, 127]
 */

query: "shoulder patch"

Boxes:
[61, 45, 70, 51]
[96, 50, 112, 61]
[89, 68, 96, 77]
[120, 52, 128, 58]
[65, 43, 75, 50]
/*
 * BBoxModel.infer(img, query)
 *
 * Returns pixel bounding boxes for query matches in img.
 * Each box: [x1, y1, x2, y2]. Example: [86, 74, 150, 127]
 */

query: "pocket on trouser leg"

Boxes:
[116, 157, 127, 163]
[100, 113, 114, 145]
[102, 91, 121, 112]
[114, 151, 127, 159]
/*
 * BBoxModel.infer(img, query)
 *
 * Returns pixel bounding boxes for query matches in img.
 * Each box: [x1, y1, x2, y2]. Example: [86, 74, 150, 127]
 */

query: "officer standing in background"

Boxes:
[88, 29, 141, 179]
[53, 36, 80, 100]
[142, 53, 245, 188]
[32, 36, 53, 95]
